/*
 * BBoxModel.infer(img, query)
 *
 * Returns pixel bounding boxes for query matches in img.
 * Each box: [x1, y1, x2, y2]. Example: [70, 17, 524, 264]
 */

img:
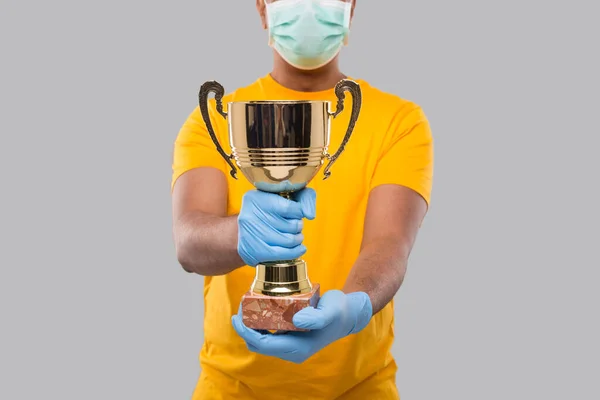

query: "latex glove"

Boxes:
[237, 188, 316, 267]
[231, 290, 373, 364]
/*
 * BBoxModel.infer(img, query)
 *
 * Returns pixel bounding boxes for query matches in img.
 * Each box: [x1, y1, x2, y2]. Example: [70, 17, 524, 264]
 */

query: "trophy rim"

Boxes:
[228, 100, 330, 106]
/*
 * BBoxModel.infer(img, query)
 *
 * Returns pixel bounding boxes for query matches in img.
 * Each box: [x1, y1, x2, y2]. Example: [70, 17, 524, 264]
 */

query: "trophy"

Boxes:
[198, 79, 362, 331]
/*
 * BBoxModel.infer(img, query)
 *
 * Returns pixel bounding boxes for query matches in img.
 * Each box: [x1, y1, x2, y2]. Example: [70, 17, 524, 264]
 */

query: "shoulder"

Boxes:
[354, 79, 431, 143]
[186, 77, 265, 126]
[354, 78, 427, 121]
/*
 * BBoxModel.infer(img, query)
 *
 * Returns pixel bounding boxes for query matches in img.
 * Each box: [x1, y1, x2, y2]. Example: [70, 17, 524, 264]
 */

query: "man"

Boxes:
[171, 0, 433, 398]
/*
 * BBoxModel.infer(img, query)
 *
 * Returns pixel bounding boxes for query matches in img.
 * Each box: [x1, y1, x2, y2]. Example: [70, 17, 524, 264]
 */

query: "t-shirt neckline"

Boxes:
[261, 73, 358, 100]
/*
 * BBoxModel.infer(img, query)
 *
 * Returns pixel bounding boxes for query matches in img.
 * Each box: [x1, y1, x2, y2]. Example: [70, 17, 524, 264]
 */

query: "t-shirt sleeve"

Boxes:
[171, 101, 229, 192]
[370, 105, 434, 206]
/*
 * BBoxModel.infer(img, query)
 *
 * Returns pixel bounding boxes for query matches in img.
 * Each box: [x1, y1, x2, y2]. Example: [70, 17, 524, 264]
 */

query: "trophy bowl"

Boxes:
[229, 100, 330, 195]
[198, 79, 362, 331]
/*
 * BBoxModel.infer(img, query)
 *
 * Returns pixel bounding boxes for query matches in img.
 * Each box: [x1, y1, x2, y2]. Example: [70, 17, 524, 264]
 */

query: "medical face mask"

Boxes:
[265, 0, 352, 70]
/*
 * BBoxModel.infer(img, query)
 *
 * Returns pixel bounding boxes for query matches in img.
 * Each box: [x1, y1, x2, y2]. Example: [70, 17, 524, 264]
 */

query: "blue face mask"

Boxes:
[265, 0, 352, 70]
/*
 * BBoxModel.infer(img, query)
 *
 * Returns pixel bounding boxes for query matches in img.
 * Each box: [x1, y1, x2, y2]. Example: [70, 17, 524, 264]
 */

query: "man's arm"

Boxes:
[230, 183, 429, 364]
[343, 184, 428, 314]
[172, 167, 245, 276]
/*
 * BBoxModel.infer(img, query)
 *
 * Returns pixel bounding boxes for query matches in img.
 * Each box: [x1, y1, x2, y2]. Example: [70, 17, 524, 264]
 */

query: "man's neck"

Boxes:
[270, 53, 346, 93]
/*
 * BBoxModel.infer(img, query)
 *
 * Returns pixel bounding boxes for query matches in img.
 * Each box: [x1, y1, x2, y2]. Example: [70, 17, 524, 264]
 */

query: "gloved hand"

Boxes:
[237, 188, 316, 267]
[231, 290, 373, 364]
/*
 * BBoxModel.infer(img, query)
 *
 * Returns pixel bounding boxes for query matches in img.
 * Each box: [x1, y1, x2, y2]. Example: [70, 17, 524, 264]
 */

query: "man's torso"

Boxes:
[172, 74, 431, 399]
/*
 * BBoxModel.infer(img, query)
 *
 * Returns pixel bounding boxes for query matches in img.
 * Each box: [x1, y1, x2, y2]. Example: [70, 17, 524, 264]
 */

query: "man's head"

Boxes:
[256, 0, 357, 71]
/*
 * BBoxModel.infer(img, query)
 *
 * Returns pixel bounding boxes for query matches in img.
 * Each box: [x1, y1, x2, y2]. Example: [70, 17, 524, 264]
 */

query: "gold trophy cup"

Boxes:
[198, 79, 362, 331]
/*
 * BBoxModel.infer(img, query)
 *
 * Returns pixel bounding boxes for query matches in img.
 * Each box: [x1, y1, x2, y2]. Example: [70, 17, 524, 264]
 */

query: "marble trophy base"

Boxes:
[241, 284, 321, 332]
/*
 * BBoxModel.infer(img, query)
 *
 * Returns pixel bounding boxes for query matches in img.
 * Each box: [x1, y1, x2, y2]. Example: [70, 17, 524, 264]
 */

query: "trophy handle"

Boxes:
[198, 81, 238, 179]
[324, 79, 362, 180]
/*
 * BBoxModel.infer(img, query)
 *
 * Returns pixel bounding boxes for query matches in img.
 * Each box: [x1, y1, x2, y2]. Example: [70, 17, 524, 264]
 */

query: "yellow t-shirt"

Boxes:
[171, 74, 434, 400]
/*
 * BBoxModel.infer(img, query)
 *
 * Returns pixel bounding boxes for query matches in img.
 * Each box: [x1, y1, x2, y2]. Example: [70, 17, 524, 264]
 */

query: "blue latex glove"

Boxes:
[237, 188, 316, 267]
[231, 290, 373, 364]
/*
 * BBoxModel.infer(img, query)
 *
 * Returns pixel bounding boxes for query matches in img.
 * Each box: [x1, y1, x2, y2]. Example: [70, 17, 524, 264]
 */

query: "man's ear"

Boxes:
[257, 0, 268, 30]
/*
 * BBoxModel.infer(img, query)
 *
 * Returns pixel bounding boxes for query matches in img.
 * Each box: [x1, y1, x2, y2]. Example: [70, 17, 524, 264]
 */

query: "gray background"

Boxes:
[1, 0, 598, 399]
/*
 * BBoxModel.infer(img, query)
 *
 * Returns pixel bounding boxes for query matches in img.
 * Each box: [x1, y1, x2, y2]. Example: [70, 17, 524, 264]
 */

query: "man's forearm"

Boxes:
[173, 211, 245, 276]
[342, 238, 410, 315]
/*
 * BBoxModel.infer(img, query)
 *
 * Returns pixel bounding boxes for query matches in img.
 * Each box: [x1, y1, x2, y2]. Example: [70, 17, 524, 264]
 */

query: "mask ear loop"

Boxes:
[264, 1, 275, 48]
[343, 12, 351, 45]
[343, 1, 352, 46]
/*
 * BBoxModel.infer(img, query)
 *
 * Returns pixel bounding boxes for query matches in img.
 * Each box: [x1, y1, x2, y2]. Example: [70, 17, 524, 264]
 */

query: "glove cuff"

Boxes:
[237, 243, 258, 267]
[347, 292, 373, 334]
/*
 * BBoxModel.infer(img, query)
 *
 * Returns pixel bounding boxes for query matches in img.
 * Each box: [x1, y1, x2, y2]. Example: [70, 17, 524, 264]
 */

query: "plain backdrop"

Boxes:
[1, 1, 599, 399]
